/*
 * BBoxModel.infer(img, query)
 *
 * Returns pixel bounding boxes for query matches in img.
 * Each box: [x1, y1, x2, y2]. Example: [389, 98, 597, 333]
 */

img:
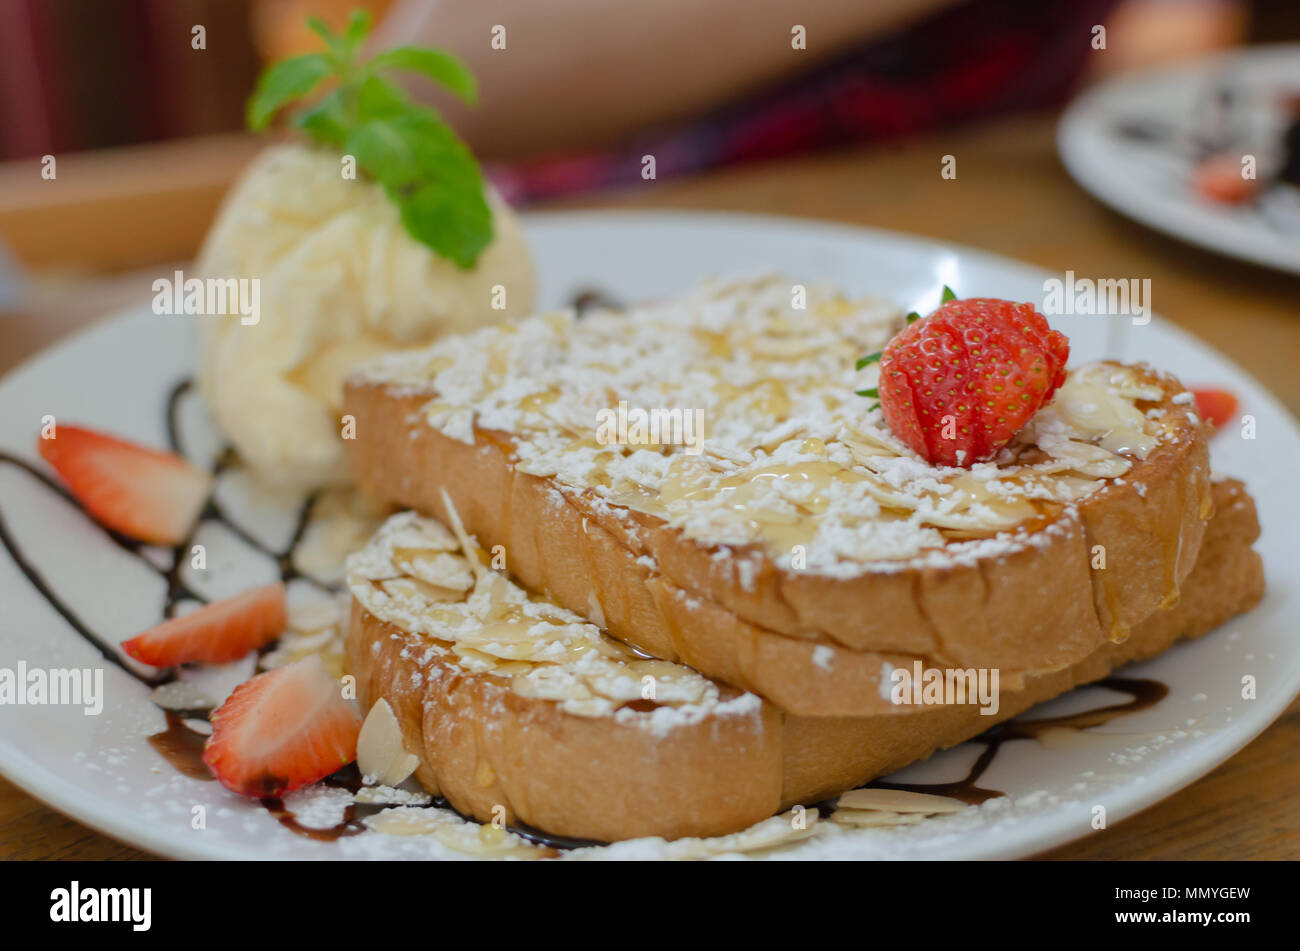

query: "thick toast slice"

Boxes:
[344, 279, 1212, 715]
[346, 478, 1263, 842]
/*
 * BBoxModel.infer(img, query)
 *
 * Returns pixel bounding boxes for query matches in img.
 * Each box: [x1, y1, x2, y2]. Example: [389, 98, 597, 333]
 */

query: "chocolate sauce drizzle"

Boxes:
[1, 380, 342, 826]
[0, 379, 324, 685]
[571, 288, 623, 316]
[0, 372, 1172, 855]
[868, 676, 1169, 806]
[148, 710, 214, 781]
[0, 451, 171, 686]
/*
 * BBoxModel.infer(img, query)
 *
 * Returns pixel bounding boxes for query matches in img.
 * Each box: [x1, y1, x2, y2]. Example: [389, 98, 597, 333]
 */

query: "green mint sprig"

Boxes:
[245, 10, 492, 270]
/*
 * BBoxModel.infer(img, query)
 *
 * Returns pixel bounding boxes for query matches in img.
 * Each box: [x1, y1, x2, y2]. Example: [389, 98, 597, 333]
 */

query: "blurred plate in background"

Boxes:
[1058, 44, 1300, 274]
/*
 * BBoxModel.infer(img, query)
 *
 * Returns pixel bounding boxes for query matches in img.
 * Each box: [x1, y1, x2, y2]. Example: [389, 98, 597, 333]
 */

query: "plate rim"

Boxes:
[1, 207, 1297, 860]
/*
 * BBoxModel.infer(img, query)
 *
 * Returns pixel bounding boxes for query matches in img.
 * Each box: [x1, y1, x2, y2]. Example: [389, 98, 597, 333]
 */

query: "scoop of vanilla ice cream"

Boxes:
[195, 143, 535, 490]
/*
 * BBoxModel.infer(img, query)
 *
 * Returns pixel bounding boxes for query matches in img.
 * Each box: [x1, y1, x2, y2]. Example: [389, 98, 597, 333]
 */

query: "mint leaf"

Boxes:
[341, 10, 373, 56]
[344, 111, 452, 188]
[247, 53, 334, 130]
[307, 11, 371, 71]
[941, 285, 957, 302]
[355, 75, 410, 120]
[345, 111, 493, 268]
[401, 182, 493, 270]
[306, 16, 344, 60]
[293, 88, 348, 146]
[245, 11, 494, 268]
[366, 47, 478, 104]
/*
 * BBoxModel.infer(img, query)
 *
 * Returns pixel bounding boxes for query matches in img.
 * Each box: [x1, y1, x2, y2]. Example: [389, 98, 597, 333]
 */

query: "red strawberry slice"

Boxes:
[1192, 154, 1257, 205]
[122, 583, 287, 667]
[203, 655, 360, 798]
[1188, 386, 1239, 431]
[38, 425, 210, 545]
[873, 297, 1070, 467]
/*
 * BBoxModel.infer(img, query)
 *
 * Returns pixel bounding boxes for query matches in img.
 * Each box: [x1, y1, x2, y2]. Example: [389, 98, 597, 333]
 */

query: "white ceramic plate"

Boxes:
[1, 211, 1296, 860]
[1058, 44, 1300, 275]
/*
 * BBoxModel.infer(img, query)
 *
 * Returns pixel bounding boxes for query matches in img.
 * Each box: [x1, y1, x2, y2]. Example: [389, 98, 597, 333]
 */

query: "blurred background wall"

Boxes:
[0, 0, 1295, 163]
[0, 0, 1294, 337]
[0, 0, 397, 162]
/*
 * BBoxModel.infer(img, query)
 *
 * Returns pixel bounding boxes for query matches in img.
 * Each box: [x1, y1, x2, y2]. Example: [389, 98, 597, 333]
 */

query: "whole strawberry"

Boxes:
[871, 296, 1069, 467]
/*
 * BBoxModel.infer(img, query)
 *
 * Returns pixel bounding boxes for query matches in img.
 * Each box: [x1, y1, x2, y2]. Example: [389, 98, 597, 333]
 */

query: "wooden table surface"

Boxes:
[1, 112, 1297, 860]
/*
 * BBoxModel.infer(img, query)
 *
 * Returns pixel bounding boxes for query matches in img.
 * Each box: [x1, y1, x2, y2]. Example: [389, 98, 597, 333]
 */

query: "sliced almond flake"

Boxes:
[287, 596, 341, 632]
[467, 570, 515, 623]
[511, 668, 595, 702]
[448, 645, 500, 674]
[836, 788, 969, 814]
[557, 696, 617, 717]
[426, 404, 475, 444]
[830, 810, 926, 828]
[149, 681, 215, 712]
[438, 488, 488, 584]
[261, 628, 346, 678]
[278, 628, 338, 654]
[586, 636, 641, 663]
[840, 436, 897, 465]
[487, 659, 537, 677]
[660, 810, 819, 859]
[357, 698, 421, 787]
[743, 335, 824, 359]
[456, 622, 584, 663]
[853, 468, 1038, 530]
[182, 717, 213, 736]
[293, 489, 386, 584]
[348, 558, 404, 583]
[392, 549, 475, 591]
[354, 785, 433, 806]
[1035, 433, 1132, 478]
[349, 511, 766, 718]
[385, 517, 460, 553]
[702, 443, 754, 466]
[577, 668, 641, 703]
[581, 663, 716, 706]
[380, 576, 468, 605]
[364, 807, 548, 859]
[755, 419, 809, 454]
[454, 638, 559, 663]
[624, 660, 713, 704]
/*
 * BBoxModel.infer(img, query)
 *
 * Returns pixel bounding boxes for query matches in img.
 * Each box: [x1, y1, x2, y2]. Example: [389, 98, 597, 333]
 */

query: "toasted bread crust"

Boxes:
[346, 480, 1263, 841]
[783, 480, 1264, 803]
[347, 602, 785, 841]
[344, 372, 1211, 715]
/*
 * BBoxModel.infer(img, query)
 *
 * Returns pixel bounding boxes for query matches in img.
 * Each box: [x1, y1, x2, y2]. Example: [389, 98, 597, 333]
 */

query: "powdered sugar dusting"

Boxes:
[354, 276, 1183, 575]
[347, 511, 763, 729]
